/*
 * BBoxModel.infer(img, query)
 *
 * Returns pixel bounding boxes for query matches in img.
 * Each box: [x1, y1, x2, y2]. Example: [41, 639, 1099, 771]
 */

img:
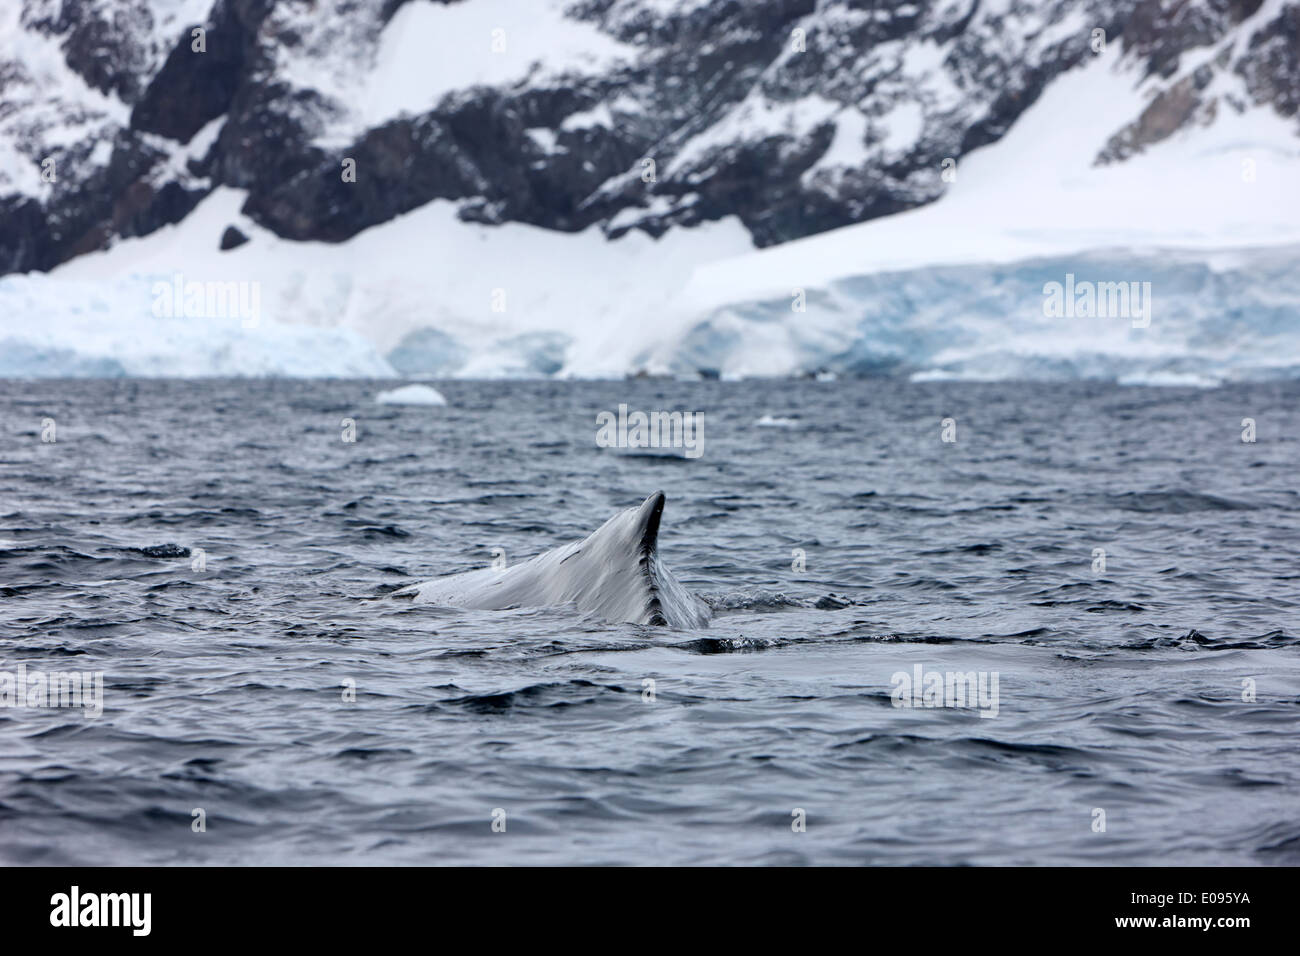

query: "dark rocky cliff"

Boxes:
[1, 0, 1296, 275]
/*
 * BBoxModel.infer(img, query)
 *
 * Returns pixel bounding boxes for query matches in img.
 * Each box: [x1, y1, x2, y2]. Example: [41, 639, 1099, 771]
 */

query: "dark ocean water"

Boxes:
[1, 377, 1297, 866]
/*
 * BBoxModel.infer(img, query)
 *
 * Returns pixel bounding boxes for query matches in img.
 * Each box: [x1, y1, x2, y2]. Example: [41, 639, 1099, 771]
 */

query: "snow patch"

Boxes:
[669, 91, 842, 177]
[876, 101, 925, 155]
[365, 0, 632, 127]
[561, 102, 616, 131]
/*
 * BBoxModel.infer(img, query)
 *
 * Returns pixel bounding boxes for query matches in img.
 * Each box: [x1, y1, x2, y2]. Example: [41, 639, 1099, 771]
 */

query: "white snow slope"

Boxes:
[1, 37, 1298, 381]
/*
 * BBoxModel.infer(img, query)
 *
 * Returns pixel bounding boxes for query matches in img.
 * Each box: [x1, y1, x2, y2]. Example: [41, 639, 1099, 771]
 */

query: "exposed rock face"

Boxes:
[0, 0, 1297, 276]
[129, 0, 259, 143]
[1097, 62, 1219, 163]
[219, 223, 249, 249]
[1095, 0, 1294, 164]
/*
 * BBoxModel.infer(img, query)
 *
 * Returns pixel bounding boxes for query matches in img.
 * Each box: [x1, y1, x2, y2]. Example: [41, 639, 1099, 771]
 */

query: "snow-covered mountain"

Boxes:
[1, 0, 1298, 380]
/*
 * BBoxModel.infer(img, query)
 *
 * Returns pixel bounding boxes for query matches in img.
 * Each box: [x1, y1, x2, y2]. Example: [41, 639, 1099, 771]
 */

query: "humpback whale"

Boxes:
[394, 491, 712, 628]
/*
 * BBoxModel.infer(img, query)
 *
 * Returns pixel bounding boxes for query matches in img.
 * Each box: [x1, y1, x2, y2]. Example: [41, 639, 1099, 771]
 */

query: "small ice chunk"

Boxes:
[755, 415, 800, 427]
[374, 384, 448, 405]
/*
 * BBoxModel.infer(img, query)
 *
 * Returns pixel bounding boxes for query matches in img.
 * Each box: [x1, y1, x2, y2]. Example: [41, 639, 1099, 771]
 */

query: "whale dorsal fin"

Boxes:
[632, 490, 665, 555]
[397, 490, 710, 628]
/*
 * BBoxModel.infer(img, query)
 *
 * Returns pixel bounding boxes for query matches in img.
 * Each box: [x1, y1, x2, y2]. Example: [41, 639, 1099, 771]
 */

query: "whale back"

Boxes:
[396, 491, 711, 628]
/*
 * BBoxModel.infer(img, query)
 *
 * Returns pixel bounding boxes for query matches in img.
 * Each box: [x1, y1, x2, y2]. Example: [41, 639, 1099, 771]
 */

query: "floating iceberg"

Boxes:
[374, 384, 448, 405]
